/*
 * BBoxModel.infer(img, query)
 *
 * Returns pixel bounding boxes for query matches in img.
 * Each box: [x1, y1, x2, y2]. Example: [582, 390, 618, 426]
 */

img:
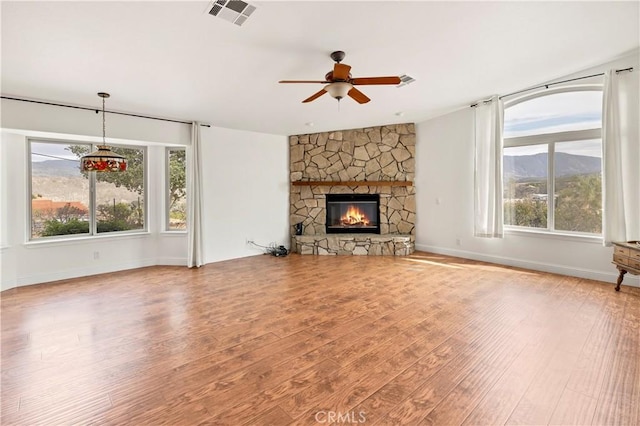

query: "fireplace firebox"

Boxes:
[325, 194, 380, 234]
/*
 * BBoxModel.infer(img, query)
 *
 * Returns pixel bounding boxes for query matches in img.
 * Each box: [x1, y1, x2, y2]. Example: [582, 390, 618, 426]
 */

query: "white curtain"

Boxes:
[474, 96, 504, 238]
[602, 69, 637, 245]
[187, 122, 204, 267]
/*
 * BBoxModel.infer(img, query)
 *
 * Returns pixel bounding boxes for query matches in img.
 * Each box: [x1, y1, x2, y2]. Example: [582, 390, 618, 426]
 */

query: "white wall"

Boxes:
[0, 99, 289, 290]
[200, 126, 289, 263]
[415, 52, 640, 288]
[0, 98, 191, 146]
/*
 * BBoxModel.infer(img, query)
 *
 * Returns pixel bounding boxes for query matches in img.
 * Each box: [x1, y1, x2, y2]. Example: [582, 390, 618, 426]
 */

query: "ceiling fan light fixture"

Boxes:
[325, 82, 352, 100]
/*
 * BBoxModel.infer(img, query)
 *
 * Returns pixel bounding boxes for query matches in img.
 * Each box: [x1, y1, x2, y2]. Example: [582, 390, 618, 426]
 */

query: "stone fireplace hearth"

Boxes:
[289, 123, 416, 255]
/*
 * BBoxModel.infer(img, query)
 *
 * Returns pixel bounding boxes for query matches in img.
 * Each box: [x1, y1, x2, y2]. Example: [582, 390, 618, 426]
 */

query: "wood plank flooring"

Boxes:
[1, 252, 639, 425]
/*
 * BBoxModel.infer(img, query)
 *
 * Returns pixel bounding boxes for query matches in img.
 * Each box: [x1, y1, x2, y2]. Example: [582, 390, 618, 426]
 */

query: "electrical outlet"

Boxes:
[93, 251, 100, 260]
[455, 239, 461, 246]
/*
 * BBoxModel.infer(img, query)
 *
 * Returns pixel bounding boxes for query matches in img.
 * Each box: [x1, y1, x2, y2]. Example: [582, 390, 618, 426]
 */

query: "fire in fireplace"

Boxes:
[325, 194, 380, 234]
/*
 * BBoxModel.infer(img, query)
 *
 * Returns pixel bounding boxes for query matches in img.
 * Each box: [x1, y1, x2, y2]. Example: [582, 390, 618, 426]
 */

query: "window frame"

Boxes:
[502, 85, 603, 237]
[28, 137, 148, 242]
[165, 146, 187, 232]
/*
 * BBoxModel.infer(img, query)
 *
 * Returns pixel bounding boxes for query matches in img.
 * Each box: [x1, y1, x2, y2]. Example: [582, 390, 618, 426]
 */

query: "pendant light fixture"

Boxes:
[81, 92, 127, 172]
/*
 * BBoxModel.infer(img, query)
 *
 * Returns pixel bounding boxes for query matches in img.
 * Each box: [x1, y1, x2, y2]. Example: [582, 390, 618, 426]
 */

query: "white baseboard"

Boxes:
[5, 248, 638, 291]
[1, 277, 18, 292]
[415, 244, 640, 288]
[14, 258, 157, 288]
[156, 257, 188, 266]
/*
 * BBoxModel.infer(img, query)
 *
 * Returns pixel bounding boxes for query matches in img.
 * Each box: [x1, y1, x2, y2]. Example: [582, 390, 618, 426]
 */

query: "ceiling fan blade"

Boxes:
[302, 89, 327, 103]
[348, 87, 370, 104]
[351, 76, 402, 85]
[279, 80, 329, 84]
[333, 63, 351, 81]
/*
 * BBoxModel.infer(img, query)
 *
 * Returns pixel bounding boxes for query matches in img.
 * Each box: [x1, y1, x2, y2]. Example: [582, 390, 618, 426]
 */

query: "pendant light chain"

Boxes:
[102, 95, 106, 145]
[98, 91, 110, 146]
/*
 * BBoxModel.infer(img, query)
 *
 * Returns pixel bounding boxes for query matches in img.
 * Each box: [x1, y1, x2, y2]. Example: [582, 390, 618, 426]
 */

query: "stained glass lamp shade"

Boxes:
[81, 145, 127, 172]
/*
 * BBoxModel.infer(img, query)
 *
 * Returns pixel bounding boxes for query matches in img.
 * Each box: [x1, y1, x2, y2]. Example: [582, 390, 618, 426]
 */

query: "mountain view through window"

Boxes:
[503, 90, 603, 234]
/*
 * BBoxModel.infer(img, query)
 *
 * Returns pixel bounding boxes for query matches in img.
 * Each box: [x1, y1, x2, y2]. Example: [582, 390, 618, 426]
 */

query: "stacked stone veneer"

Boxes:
[294, 234, 413, 256]
[290, 123, 416, 255]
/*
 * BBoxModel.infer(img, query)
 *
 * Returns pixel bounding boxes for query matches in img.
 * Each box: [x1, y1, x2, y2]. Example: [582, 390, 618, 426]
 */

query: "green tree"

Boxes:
[96, 200, 144, 230]
[555, 173, 602, 233]
[504, 199, 547, 228]
[42, 218, 89, 236]
[67, 145, 186, 207]
[67, 145, 145, 195]
[56, 203, 88, 223]
[41, 200, 143, 236]
[168, 150, 186, 209]
[97, 201, 134, 223]
[504, 177, 548, 228]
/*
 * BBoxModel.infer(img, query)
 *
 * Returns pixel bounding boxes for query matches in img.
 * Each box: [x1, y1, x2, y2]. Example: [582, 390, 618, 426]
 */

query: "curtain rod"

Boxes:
[0, 95, 211, 127]
[470, 66, 634, 107]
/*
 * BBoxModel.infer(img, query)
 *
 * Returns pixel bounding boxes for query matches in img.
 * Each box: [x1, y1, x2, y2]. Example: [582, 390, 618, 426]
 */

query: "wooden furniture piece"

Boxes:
[612, 241, 640, 291]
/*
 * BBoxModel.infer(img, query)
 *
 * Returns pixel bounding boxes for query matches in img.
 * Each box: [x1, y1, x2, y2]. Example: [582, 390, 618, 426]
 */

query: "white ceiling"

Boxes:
[2, 1, 638, 136]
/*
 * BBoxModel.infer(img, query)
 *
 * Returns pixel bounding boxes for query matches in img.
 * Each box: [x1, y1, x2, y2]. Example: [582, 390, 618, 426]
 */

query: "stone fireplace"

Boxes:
[290, 123, 416, 255]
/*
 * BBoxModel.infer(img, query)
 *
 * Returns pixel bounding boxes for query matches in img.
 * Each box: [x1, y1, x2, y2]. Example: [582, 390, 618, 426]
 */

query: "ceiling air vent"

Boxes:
[396, 74, 416, 88]
[208, 0, 256, 26]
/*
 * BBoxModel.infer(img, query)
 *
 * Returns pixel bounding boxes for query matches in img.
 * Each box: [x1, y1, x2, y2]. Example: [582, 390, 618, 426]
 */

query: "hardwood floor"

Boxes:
[1, 252, 638, 425]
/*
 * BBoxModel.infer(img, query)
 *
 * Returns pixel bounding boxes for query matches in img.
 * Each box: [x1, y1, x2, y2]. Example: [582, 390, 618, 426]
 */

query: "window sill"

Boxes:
[505, 227, 603, 244]
[159, 230, 187, 236]
[25, 231, 151, 248]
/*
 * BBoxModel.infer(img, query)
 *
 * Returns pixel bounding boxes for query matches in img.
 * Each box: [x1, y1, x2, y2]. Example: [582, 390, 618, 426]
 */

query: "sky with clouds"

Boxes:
[504, 90, 602, 158]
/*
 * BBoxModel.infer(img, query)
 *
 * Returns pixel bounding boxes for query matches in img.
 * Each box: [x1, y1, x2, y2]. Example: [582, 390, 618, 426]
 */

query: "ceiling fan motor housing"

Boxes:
[325, 71, 352, 82]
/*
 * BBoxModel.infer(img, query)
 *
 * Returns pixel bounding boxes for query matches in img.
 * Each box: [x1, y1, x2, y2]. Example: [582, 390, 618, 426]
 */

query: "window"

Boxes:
[166, 148, 186, 230]
[503, 89, 603, 235]
[30, 140, 146, 239]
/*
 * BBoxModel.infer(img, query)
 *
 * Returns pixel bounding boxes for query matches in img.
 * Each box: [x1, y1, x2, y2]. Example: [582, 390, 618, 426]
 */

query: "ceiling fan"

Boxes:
[279, 51, 401, 104]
